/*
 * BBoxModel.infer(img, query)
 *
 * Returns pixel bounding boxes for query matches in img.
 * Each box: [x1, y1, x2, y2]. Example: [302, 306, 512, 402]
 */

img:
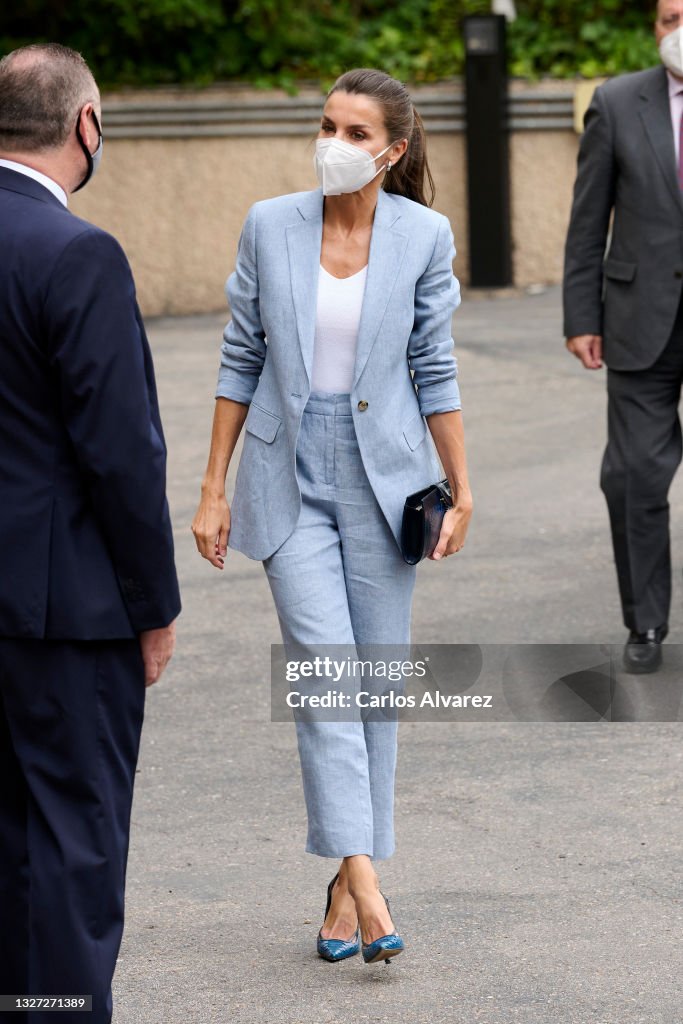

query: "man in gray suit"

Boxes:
[564, 0, 683, 673]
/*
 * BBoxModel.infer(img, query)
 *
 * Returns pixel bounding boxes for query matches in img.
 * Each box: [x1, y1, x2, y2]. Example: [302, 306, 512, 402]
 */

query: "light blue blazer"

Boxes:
[216, 185, 462, 561]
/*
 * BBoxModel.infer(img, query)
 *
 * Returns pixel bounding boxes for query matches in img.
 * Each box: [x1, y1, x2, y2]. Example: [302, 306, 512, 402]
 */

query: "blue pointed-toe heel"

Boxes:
[361, 892, 405, 965]
[316, 872, 361, 962]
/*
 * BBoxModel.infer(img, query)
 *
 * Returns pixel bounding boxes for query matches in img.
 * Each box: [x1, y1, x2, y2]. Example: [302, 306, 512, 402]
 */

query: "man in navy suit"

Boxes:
[0, 43, 181, 1021]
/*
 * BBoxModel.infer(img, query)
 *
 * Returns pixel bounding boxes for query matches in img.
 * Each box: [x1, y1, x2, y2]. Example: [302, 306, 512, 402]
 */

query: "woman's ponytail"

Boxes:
[383, 106, 435, 208]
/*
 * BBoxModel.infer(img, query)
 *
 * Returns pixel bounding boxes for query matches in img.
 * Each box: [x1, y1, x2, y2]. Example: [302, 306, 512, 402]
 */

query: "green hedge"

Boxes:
[0, 1, 659, 89]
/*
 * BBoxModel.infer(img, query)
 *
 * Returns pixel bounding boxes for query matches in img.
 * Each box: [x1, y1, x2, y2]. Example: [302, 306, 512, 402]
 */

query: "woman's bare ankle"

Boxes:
[343, 855, 380, 900]
[321, 864, 359, 939]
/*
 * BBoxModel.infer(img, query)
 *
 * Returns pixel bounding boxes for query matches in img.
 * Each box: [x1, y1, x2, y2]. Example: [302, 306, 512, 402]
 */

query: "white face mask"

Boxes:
[660, 25, 683, 78]
[313, 137, 393, 196]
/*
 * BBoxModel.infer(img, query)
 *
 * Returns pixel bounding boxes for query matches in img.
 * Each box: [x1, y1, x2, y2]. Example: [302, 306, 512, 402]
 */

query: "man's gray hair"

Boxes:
[0, 43, 98, 152]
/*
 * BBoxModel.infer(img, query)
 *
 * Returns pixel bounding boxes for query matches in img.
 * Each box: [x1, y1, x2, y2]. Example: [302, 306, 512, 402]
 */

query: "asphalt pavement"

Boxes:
[112, 286, 683, 1024]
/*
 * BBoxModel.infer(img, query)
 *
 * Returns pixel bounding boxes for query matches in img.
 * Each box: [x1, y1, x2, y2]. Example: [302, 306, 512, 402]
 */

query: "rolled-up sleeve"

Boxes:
[408, 215, 462, 416]
[215, 203, 266, 405]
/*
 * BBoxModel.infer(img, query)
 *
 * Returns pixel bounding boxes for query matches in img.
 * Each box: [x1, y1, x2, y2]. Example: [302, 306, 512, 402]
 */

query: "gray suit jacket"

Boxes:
[215, 186, 462, 560]
[563, 64, 683, 370]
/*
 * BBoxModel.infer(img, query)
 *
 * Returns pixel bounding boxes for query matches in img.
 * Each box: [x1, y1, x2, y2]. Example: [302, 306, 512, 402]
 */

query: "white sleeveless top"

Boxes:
[311, 264, 368, 393]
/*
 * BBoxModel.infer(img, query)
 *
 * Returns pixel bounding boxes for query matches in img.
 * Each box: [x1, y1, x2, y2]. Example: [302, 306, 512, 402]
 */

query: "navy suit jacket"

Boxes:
[0, 166, 181, 638]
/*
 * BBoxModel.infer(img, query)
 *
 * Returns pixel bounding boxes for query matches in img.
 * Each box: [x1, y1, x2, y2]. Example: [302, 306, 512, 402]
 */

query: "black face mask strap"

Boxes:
[73, 109, 102, 193]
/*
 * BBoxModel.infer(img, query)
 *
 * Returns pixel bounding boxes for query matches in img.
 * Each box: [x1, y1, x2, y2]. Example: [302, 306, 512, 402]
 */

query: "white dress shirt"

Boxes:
[667, 70, 683, 167]
[0, 158, 67, 206]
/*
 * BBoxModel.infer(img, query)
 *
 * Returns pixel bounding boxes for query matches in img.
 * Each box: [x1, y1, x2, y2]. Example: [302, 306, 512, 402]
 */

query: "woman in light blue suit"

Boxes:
[193, 68, 472, 965]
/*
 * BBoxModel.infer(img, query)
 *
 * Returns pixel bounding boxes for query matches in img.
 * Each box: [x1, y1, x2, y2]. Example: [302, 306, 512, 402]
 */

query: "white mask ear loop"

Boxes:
[375, 142, 394, 182]
[377, 142, 393, 164]
[364, 144, 393, 188]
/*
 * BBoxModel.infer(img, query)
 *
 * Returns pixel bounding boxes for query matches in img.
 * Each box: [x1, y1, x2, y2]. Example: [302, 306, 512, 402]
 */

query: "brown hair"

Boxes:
[326, 68, 435, 208]
[0, 43, 97, 152]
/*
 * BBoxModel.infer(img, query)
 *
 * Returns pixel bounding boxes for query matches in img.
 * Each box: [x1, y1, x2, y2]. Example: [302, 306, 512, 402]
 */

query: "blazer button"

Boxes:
[675, 269, 683, 279]
[357, 400, 369, 411]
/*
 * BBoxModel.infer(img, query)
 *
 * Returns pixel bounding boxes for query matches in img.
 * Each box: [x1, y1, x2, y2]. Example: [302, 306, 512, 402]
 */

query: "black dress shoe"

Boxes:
[623, 625, 668, 674]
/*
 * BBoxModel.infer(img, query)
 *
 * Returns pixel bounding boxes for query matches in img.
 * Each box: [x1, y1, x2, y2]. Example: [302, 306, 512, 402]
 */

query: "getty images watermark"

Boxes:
[270, 644, 683, 722]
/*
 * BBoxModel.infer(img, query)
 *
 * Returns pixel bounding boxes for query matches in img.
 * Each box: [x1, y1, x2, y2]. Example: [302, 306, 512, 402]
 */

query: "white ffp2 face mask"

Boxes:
[313, 137, 393, 195]
[660, 25, 683, 78]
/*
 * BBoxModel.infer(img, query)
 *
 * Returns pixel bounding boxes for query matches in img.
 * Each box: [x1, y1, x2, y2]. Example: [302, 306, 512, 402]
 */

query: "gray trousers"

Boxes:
[601, 301, 683, 632]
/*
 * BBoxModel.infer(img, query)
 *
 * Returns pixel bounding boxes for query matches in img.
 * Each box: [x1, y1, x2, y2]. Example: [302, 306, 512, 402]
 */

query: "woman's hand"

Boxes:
[424, 410, 472, 561]
[430, 491, 473, 560]
[191, 491, 231, 569]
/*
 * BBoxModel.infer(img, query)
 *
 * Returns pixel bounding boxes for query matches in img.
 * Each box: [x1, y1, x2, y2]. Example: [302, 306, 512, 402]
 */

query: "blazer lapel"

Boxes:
[286, 190, 323, 386]
[639, 66, 683, 216]
[285, 186, 409, 390]
[352, 188, 409, 389]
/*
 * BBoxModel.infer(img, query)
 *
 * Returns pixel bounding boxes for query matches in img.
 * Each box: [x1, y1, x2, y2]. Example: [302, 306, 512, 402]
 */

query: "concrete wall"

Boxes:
[509, 130, 579, 288]
[69, 79, 583, 317]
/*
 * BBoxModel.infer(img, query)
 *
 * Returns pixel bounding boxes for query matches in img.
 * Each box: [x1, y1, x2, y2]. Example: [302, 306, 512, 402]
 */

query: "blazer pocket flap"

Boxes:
[603, 258, 636, 282]
[403, 411, 427, 451]
[245, 402, 281, 443]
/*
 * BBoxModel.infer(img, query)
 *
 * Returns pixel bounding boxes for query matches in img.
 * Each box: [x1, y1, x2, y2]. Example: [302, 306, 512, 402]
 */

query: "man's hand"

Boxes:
[139, 621, 176, 687]
[566, 334, 603, 370]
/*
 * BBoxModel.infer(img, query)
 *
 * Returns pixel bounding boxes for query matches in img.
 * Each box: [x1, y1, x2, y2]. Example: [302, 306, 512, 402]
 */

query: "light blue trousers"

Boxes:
[263, 391, 417, 860]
